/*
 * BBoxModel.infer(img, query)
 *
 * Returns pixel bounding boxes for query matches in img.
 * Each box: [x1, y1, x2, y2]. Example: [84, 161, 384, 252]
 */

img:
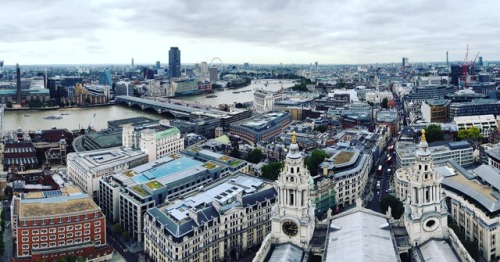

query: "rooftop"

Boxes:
[332, 151, 355, 165]
[131, 155, 205, 184]
[417, 240, 460, 262]
[425, 99, 450, 106]
[18, 186, 99, 219]
[236, 112, 290, 132]
[147, 174, 276, 238]
[437, 162, 500, 213]
[325, 207, 399, 262]
[396, 141, 471, 159]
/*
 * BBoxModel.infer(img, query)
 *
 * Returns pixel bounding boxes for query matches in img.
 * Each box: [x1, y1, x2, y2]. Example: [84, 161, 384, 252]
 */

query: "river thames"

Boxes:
[4, 79, 296, 132]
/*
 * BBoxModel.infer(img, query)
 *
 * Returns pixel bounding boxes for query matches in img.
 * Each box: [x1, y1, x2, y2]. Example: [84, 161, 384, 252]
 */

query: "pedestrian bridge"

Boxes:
[116, 96, 202, 117]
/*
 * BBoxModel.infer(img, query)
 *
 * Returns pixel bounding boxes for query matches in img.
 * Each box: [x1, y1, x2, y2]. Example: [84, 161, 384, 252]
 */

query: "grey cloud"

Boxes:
[2, 0, 500, 63]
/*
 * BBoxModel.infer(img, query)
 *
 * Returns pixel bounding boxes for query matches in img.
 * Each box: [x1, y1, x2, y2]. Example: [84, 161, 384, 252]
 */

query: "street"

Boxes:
[3, 200, 12, 262]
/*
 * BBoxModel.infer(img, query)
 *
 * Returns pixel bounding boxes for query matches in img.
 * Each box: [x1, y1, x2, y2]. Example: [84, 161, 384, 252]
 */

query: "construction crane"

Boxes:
[88, 113, 96, 132]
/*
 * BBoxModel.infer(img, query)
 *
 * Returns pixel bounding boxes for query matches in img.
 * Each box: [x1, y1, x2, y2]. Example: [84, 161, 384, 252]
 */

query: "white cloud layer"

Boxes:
[1, 0, 499, 65]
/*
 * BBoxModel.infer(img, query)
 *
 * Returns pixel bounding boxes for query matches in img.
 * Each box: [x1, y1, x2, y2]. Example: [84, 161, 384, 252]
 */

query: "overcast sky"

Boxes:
[1, 0, 500, 65]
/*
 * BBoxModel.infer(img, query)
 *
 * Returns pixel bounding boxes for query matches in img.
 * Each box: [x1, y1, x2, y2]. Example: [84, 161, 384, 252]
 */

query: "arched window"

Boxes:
[291, 167, 294, 174]
[297, 167, 300, 173]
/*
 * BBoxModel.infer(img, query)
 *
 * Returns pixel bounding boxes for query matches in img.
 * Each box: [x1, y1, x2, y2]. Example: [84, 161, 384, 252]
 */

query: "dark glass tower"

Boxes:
[16, 63, 21, 104]
[169, 47, 181, 78]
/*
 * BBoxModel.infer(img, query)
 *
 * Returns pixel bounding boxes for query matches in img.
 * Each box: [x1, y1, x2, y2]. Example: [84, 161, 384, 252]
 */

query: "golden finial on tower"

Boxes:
[421, 129, 426, 142]
[291, 131, 296, 144]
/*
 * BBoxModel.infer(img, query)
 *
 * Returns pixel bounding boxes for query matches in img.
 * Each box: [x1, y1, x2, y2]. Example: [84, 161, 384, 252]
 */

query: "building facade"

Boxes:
[11, 187, 113, 262]
[122, 120, 185, 162]
[320, 147, 372, 208]
[395, 140, 473, 169]
[66, 147, 149, 198]
[253, 90, 284, 114]
[421, 99, 450, 123]
[169, 47, 181, 78]
[396, 159, 500, 261]
[454, 114, 497, 138]
[143, 174, 277, 262]
[229, 112, 291, 144]
[448, 99, 500, 122]
[98, 154, 230, 242]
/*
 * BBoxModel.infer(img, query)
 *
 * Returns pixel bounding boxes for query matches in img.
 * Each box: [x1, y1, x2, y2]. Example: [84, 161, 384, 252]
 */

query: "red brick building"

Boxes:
[3, 140, 39, 172]
[11, 186, 113, 261]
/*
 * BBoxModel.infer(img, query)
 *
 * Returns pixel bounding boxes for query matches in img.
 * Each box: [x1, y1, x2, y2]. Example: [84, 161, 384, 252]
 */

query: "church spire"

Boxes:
[287, 131, 301, 159]
[416, 129, 430, 159]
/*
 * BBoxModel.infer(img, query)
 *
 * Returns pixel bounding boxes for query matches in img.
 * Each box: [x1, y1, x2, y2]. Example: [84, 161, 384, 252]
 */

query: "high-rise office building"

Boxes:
[168, 47, 181, 78]
[209, 67, 219, 82]
[98, 68, 112, 86]
[16, 63, 21, 104]
[131, 58, 134, 67]
[201, 61, 208, 74]
[156, 61, 161, 69]
[402, 57, 409, 67]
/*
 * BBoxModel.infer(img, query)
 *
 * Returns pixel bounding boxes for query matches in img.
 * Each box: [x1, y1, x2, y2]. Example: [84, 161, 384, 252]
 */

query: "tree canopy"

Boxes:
[424, 124, 444, 143]
[229, 148, 241, 159]
[457, 126, 482, 141]
[261, 162, 284, 181]
[314, 125, 328, 133]
[381, 97, 389, 109]
[112, 223, 123, 234]
[379, 195, 404, 219]
[245, 148, 264, 164]
[305, 149, 328, 176]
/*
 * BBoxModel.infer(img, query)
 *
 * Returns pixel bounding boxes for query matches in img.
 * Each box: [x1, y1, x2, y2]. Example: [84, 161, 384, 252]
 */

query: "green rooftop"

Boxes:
[202, 162, 217, 170]
[146, 180, 164, 190]
[333, 151, 355, 164]
[131, 186, 149, 197]
[230, 159, 243, 167]
[219, 155, 232, 162]
[156, 127, 180, 139]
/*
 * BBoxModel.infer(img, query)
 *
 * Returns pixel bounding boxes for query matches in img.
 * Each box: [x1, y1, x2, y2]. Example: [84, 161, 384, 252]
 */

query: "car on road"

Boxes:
[386, 188, 394, 194]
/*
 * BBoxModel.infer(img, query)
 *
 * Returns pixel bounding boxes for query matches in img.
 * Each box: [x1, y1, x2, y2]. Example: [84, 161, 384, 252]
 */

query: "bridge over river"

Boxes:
[115, 96, 218, 117]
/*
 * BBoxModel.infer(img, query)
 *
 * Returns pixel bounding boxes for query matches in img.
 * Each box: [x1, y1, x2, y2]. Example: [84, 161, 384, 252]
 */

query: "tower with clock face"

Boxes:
[270, 131, 315, 249]
[404, 130, 449, 246]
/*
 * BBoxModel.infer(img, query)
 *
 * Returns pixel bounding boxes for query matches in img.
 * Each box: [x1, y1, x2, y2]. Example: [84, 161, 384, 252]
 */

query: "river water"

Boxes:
[180, 79, 295, 106]
[3, 79, 296, 132]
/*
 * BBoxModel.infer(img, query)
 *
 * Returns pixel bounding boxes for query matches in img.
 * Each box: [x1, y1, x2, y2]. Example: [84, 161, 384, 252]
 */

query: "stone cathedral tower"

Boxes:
[270, 131, 316, 249]
[404, 129, 449, 246]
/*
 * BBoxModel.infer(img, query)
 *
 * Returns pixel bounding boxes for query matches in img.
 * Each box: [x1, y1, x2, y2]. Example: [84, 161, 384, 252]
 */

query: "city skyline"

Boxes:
[2, 0, 500, 65]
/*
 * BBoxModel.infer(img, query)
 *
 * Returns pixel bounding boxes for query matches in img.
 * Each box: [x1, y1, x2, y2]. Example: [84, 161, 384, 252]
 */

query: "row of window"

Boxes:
[21, 221, 101, 236]
[21, 236, 100, 250]
[21, 229, 100, 242]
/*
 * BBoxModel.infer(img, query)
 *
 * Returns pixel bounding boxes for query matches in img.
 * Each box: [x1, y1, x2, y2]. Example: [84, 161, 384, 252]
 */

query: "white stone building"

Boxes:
[143, 174, 277, 262]
[253, 90, 284, 114]
[454, 114, 497, 138]
[66, 147, 148, 198]
[122, 119, 184, 162]
[395, 140, 473, 169]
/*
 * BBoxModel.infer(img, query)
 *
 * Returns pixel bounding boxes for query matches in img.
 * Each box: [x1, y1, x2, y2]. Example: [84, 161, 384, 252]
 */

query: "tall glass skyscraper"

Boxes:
[169, 47, 181, 78]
